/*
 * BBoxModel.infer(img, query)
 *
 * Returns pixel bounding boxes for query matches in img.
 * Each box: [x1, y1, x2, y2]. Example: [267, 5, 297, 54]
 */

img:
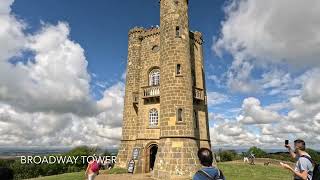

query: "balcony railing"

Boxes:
[141, 86, 204, 101]
[194, 88, 204, 100]
[143, 86, 160, 98]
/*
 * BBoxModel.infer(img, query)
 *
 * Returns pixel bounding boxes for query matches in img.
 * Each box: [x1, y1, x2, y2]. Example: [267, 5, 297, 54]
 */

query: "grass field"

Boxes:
[27, 171, 85, 180]
[27, 167, 127, 180]
[219, 162, 293, 180]
[27, 163, 293, 180]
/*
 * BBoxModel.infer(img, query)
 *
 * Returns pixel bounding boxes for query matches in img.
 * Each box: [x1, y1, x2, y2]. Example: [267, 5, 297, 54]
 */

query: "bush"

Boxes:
[219, 150, 239, 162]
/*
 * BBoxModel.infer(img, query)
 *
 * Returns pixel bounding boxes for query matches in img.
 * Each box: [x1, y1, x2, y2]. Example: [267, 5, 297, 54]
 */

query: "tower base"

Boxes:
[115, 140, 135, 168]
[152, 138, 201, 179]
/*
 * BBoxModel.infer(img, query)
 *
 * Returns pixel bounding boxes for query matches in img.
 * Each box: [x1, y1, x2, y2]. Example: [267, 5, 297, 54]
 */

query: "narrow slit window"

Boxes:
[177, 108, 183, 122]
[176, 26, 180, 38]
[194, 111, 198, 128]
[176, 64, 181, 75]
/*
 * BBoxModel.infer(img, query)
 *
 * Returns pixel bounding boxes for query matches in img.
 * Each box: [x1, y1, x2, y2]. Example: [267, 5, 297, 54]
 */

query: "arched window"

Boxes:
[149, 109, 159, 127]
[177, 108, 183, 122]
[149, 69, 160, 86]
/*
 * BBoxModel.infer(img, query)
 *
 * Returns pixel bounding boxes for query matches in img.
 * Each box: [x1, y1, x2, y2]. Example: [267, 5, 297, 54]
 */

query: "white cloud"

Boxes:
[212, 0, 320, 94]
[214, 0, 320, 67]
[301, 69, 320, 103]
[0, 0, 124, 148]
[209, 0, 320, 148]
[0, 2, 97, 116]
[210, 121, 259, 147]
[207, 91, 229, 106]
[226, 59, 258, 93]
[210, 84, 320, 148]
[0, 82, 124, 147]
[0, 0, 13, 14]
[265, 101, 290, 111]
[0, 0, 26, 61]
[238, 97, 281, 124]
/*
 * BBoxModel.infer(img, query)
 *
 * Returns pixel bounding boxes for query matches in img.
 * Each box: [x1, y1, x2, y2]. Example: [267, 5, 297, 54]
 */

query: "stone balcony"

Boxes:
[142, 86, 160, 98]
[140, 86, 205, 103]
[194, 87, 204, 101]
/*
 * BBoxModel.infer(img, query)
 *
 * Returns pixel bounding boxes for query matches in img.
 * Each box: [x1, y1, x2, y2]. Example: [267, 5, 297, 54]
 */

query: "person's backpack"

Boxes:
[301, 155, 320, 180]
[91, 161, 100, 173]
[197, 168, 225, 180]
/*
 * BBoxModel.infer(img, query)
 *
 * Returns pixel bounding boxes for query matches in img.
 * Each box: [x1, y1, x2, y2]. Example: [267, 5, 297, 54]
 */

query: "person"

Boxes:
[281, 139, 314, 180]
[0, 167, 14, 180]
[249, 153, 255, 165]
[193, 148, 225, 180]
[85, 157, 100, 180]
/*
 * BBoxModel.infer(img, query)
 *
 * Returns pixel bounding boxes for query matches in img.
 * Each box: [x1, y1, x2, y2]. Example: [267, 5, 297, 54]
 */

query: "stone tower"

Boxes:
[116, 0, 211, 179]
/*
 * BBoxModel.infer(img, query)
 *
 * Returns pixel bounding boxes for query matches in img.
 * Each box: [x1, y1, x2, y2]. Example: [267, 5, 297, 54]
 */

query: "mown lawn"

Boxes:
[27, 163, 293, 180]
[219, 162, 293, 180]
[27, 171, 85, 180]
[26, 167, 127, 180]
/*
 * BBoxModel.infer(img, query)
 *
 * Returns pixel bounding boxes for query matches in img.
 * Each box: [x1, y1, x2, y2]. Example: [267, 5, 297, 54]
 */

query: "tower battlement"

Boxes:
[191, 31, 204, 45]
[129, 26, 161, 39]
[129, 26, 203, 44]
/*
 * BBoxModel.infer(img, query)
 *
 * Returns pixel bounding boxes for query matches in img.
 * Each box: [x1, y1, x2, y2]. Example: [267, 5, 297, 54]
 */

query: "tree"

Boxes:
[219, 150, 239, 162]
[247, 146, 267, 158]
[306, 148, 320, 162]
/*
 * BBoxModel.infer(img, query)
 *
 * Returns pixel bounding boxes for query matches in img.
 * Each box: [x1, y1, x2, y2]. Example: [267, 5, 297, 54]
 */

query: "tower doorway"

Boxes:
[146, 144, 158, 172]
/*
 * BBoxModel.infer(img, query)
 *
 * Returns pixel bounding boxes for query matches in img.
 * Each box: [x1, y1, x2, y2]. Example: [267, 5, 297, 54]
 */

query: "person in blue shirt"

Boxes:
[193, 148, 225, 180]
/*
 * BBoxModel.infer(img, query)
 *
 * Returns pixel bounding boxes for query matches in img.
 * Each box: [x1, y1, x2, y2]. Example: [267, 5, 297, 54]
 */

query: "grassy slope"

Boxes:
[27, 163, 293, 180]
[219, 162, 293, 180]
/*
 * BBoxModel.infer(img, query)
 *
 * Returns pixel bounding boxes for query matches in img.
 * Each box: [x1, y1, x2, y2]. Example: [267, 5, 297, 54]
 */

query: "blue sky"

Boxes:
[1, 0, 320, 149]
[12, 0, 226, 99]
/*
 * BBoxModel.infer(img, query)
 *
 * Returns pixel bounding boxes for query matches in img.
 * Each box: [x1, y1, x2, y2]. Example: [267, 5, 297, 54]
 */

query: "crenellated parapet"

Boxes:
[129, 26, 160, 40]
[190, 31, 204, 45]
[143, 27, 160, 38]
[128, 27, 144, 36]
[159, 0, 188, 4]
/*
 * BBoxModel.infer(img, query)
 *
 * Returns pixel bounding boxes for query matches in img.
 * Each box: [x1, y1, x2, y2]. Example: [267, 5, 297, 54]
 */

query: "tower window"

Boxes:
[176, 26, 181, 38]
[194, 111, 198, 128]
[152, 45, 160, 53]
[149, 108, 159, 127]
[149, 69, 160, 86]
[192, 73, 196, 86]
[177, 108, 183, 122]
[176, 64, 181, 75]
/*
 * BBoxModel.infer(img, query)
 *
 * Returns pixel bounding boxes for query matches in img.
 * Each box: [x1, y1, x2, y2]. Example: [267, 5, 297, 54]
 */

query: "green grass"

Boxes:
[27, 164, 293, 180]
[219, 162, 293, 180]
[103, 167, 128, 174]
[26, 168, 127, 180]
[27, 171, 85, 180]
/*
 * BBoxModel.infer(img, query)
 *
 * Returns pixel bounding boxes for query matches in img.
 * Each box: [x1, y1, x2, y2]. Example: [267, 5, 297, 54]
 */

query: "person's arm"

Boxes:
[285, 145, 296, 159]
[281, 163, 308, 180]
[85, 163, 91, 175]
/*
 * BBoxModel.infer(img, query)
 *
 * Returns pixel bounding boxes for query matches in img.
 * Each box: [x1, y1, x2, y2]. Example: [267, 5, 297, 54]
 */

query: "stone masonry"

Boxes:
[116, 0, 212, 179]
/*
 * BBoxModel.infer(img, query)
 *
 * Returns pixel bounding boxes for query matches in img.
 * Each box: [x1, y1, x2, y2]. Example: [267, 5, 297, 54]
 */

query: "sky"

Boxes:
[1, 0, 320, 150]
